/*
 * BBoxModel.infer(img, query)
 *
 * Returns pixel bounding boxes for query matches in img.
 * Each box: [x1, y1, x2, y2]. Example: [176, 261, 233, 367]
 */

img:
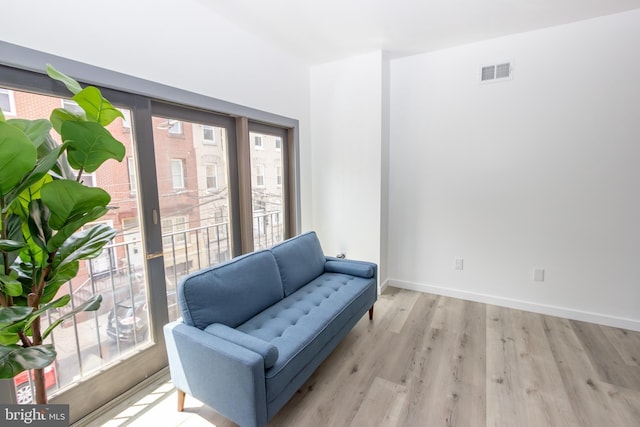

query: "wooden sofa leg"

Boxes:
[369, 306, 374, 320]
[177, 389, 186, 412]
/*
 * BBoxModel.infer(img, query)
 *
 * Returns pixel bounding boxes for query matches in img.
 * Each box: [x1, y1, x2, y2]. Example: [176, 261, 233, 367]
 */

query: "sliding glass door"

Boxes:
[248, 123, 289, 250]
[0, 85, 151, 404]
[150, 105, 236, 321]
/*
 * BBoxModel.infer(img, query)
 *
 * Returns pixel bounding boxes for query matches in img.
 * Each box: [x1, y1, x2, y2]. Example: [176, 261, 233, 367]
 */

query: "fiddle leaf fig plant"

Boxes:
[0, 65, 125, 403]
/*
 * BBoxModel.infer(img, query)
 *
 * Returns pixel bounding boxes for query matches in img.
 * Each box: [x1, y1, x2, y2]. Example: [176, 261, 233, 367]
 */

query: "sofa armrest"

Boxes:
[205, 323, 278, 369]
[324, 257, 377, 279]
[164, 321, 268, 427]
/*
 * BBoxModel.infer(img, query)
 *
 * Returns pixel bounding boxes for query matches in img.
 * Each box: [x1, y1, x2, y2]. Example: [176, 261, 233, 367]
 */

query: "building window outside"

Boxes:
[256, 164, 265, 187]
[171, 159, 185, 190]
[276, 165, 282, 186]
[62, 99, 83, 115]
[128, 157, 137, 193]
[168, 120, 183, 135]
[162, 216, 188, 246]
[0, 88, 16, 116]
[205, 163, 218, 190]
[120, 108, 131, 129]
[203, 125, 215, 144]
[275, 137, 281, 151]
[254, 135, 264, 150]
[80, 172, 96, 187]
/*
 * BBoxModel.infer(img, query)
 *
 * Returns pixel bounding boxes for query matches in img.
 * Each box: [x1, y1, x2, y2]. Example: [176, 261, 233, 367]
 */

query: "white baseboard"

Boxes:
[388, 279, 640, 332]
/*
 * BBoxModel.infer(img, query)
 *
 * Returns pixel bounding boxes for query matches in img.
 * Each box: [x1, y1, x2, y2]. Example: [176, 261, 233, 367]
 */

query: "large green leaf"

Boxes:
[39, 135, 74, 180]
[61, 121, 125, 173]
[41, 261, 78, 304]
[45, 205, 109, 253]
[0, 306, 32, 324]
[73, 86, 123, 126]
[0, 122, 37, 198]
[40, 180, 110, 230]
[46, 64, 82, 95]
[0, 215, 24, 269]
[27, 199, 52, 255]
[54, 223, 116, 272]
[0, 273, 22, 297]
[21, 295, 71, 333]
[9, 175, 49, 221]
[2, 146, 60, 214]
[50, 108, 84, 135]
[42, 294, 101, 341]
[0, 332, 19, 346]
[0, 344, 56, 378]
[6, 119, 52, 149]
[0, 240, 26, 252]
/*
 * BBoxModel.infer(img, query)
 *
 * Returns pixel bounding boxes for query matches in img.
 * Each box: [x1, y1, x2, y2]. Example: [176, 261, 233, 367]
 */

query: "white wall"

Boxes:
[388, 10, 640, 330]
[310, 52, 383, 273]
[0, 0, 313, 230]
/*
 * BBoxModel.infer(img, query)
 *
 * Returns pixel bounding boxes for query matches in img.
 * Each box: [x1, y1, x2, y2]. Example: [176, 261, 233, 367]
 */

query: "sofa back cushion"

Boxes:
[179, 250, 284, 329]
[270, 231, 326, 297]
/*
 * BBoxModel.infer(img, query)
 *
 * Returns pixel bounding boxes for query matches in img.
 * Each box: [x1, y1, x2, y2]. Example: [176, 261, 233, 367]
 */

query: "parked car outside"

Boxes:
[13, 364, 57, 404]
[106, 299, 148, 343]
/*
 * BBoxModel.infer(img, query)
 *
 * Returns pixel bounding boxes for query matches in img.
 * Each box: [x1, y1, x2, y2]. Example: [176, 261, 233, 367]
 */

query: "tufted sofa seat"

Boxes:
[164, 232, 377, 427]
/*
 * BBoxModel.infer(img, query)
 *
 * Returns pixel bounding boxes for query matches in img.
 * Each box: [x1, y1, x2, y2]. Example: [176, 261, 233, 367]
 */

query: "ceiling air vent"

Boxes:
[480, 62, 512, 83]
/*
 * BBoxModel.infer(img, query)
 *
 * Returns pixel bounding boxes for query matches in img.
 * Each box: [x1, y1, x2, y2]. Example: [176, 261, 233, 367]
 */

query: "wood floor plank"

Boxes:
[385, 288, 421, 334]
[600, 325, 640, 367]
[507, 310, 575, 426]
[402, 297, 486, 427]
[570, 320, 640, 391]
[349, 376, 407, 427]
[598, 381, 640, 427]
[376, 292, 439, 386]
[486, 305, 529, 427]
[544, 316, 631, 427]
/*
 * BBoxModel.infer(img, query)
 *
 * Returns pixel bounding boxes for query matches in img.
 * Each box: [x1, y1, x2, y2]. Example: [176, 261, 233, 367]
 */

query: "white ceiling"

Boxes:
[203, 0, 640, 64]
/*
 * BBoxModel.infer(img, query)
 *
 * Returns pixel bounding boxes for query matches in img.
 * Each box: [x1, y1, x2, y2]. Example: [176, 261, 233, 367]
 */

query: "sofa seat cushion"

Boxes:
[237, 272, 375, 402]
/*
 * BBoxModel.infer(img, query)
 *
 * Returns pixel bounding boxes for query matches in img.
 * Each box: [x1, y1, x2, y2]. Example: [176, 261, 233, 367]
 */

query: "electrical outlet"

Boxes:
[534, 268, 545, 282]
[455, 258, 464, 270]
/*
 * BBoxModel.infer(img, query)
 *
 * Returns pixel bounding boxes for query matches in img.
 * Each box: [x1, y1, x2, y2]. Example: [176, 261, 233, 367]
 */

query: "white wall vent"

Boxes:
[480, 62, 512, 83]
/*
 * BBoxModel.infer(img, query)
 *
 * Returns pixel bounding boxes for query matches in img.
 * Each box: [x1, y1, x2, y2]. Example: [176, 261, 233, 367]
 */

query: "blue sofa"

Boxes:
[164, 231, 377, 427]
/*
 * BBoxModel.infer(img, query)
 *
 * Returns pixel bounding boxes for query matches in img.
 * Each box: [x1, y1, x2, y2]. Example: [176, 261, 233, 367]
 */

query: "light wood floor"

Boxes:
[87, 287, 640, 426]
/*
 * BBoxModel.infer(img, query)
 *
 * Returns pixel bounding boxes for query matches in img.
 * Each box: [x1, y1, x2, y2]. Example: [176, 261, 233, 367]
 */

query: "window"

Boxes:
[254, 135, 264, 150]
[205, 163, 218, 190]
[120, 108, 131, 129]
[80, 172, 96, 187]
[0, 88, 15, 116]
[203, 126, 215, 144]
[168, 120, 183, 135]
[128, 157, 137, 193]
[276, 165, 282, 186]
[62, 99, 83, 115]
[256, 164, 265, 187]
[275, 137, 282, 151]
[162, 216, 188, 246]
[171, 159, 185, 189]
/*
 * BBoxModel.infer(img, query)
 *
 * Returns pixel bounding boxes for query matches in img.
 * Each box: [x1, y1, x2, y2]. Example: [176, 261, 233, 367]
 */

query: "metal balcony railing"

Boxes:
[22, 214, 282, 403]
